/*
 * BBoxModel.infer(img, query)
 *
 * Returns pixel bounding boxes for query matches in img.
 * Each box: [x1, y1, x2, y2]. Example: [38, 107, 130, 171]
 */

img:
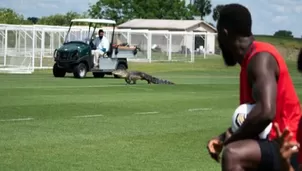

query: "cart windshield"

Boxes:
[64, 28, 95, 44]
[64, 19, 116, 44]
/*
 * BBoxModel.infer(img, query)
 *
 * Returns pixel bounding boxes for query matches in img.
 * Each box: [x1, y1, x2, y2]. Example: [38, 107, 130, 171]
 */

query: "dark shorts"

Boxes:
[257, 139, 299, 171]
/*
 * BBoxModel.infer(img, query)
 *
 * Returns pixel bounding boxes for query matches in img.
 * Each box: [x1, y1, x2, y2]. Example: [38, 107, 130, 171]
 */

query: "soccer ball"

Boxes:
[231, 103, 272, 139]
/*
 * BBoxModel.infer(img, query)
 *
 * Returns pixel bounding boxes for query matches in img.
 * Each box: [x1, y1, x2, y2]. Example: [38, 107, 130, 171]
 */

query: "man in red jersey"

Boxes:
[206, 3, 302, 171]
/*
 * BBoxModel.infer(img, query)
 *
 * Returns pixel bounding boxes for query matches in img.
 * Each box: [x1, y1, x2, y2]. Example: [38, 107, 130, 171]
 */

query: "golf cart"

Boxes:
[53, 18, 138, 78]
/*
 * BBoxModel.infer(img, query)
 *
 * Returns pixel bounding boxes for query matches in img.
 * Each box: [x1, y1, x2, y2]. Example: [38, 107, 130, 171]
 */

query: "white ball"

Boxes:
[231, 103, 272, 139]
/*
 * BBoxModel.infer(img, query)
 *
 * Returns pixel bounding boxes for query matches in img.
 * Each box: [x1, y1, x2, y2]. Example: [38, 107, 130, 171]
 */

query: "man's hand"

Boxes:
[207, 137, 224, 163]
[273, 123, 300, 171]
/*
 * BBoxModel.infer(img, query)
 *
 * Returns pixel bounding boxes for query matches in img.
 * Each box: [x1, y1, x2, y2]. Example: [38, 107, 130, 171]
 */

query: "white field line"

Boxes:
[73, 114, 104, 118]
[188, 108, 212, 112]
[0, 108, 215, 122]
[134, 111, 159, 115]
[0, 117, 34, 122]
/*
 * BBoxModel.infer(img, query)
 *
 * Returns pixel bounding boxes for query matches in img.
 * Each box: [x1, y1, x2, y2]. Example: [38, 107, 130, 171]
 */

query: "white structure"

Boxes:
[0, 23, 218, 74]
[118, 19, 217, 55]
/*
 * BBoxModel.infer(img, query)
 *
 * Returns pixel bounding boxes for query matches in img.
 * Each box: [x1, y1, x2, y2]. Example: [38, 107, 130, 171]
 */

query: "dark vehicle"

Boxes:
[53, 18, 138, 78]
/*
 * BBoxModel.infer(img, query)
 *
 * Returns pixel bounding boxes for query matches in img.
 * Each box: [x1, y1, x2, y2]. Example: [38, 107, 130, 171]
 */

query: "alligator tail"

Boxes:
[151, 77, 175, 84]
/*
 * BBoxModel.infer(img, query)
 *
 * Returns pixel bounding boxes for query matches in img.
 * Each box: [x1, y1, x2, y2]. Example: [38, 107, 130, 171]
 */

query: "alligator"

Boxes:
[112, 69, 175, 85]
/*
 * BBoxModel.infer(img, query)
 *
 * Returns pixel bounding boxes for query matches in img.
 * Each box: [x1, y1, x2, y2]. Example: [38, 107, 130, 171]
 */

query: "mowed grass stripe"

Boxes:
[0, 83, 238, 95]
[0, 94, 238, 119]
[0, 80, 239, 89]
[0, 91, 237, 107]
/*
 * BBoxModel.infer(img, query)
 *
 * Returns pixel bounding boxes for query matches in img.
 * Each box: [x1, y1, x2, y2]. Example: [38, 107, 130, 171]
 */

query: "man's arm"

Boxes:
[224, 52, 278, 145]
[213, 127, 233, 142]
[217, 131, 227, 142]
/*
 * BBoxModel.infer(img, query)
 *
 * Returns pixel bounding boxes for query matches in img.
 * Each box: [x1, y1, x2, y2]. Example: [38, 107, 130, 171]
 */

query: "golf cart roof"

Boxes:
[71, 19, 116, 25]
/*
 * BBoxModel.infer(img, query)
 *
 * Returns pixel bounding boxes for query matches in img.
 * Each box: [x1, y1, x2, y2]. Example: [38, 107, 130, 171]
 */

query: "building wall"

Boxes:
[189, 25, 216, 54]
[122, 33, 190, 54]
[113, 26, 216, 55]
[120, 32, 215, 55]
[205, 34, 216, 54]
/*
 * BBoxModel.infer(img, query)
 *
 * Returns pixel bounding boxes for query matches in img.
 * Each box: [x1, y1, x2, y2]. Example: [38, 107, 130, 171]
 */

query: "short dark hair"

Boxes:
[98, 29, 104, 33]
[218, 3, 252, 36]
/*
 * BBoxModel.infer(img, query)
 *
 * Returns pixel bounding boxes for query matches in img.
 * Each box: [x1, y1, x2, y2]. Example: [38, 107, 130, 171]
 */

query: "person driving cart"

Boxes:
[92, 29, 109, 68]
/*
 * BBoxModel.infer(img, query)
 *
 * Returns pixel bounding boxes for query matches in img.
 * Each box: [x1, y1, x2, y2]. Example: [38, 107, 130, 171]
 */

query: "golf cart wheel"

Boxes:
[114, 63, 127, 78]
[73, 63, 87, 78]
[53, 63, 66, 77]
[93, 72, 105, 78]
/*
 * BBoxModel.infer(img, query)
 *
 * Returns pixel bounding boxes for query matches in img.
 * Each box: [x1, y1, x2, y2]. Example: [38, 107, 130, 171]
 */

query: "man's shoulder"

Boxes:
[247, 52, 278, 75]
[253, 41, 277, 51]
[248, 41, 281, 65]
[249, 52, 275, 64]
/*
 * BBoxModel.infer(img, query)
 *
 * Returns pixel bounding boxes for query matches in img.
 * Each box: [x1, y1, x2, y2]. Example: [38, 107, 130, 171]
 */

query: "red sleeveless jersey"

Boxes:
[240, 41, 301, 144]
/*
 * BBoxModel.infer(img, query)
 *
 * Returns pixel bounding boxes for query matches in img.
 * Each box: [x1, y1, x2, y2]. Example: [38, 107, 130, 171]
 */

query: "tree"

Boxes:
[38, 14, 67, 25]
[88, 0, 129, 24]
[0, 8, 27, 24]
[134, 0, 194, 19]
[273, 30, 294, 38]
[65, 11, 83, 24]
[88, 0, 196, 24]
[27, 17, 39, 24]
[37, 11, 83, 26]
[212, 4, 224, 21]
[191, 0, 212, 20]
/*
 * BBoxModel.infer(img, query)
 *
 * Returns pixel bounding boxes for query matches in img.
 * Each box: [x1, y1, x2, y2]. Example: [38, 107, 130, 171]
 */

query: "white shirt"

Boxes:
[93, 36, 110, 52]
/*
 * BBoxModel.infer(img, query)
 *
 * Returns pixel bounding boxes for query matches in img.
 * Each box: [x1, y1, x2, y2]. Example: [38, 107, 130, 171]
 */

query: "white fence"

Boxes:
[0, 24, 219, 72]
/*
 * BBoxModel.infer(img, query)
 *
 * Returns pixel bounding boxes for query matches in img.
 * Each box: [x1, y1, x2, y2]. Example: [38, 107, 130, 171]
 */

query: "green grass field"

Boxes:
[0, 58, 302, 171]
